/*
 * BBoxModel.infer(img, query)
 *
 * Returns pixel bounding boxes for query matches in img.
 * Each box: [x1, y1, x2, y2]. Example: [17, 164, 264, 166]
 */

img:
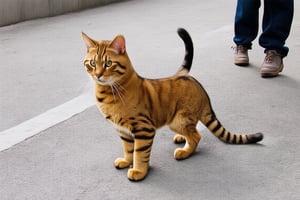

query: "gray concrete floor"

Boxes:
[0, 0, 299, 199]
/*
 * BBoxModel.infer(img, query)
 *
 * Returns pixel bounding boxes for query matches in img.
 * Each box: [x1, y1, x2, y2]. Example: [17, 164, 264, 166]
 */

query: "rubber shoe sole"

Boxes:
[261, 63, 284, 78]
[234, 60, 249, 66]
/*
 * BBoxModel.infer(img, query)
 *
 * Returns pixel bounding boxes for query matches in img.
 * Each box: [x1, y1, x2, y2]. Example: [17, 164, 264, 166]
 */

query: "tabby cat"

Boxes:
[81, 28, 263, 181]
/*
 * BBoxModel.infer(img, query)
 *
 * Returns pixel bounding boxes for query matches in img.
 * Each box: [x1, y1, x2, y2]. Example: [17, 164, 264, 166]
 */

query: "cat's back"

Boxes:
[141, 73, 209, 107]
[143, 73, 205, 94]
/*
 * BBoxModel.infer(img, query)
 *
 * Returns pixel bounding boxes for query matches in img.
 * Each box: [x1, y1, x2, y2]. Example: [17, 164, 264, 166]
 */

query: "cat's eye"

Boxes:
[104, 60, 113, 68]
[90, 60, 96, 67]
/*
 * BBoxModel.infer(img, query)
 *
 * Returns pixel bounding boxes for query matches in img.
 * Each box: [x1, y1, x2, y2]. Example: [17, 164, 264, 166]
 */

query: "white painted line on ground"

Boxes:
[0, 90, 207, 152]
[0, 93, 95, 152]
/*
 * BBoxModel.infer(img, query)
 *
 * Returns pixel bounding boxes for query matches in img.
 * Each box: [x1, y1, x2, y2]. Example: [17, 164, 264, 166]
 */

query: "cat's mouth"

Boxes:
[93, 76, 114, 86]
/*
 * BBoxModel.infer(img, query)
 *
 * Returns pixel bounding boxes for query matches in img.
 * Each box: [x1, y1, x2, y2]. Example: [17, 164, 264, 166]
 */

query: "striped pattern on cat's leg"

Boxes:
[114, 130, 134, 169]
[128, 128, 155, 181]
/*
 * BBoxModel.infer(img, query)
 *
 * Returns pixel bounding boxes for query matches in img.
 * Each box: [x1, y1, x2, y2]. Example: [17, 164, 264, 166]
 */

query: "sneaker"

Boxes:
[261, 50, 284, 78]
[233, 45, 249, 66]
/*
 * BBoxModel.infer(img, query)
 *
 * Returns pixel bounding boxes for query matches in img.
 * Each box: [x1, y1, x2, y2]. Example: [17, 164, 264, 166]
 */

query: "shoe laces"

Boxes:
[265, 50, 281, 63]
[232, 45, 247, 53]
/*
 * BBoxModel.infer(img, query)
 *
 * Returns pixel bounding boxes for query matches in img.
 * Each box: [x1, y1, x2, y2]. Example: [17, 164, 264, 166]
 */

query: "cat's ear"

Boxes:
[110, 35, 126, 55]
[82, 32, 97, 52]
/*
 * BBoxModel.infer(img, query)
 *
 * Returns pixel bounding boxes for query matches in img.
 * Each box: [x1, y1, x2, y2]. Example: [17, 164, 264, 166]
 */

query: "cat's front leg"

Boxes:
[114, 130, 134, 169]
[128, 130, 155, 181]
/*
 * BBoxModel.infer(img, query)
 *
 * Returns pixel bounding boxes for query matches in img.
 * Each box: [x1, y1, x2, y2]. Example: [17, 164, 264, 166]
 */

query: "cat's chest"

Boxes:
[105, 113, 135, 136]
[111, 122, 132, 135]
[97, 103, 133, 132]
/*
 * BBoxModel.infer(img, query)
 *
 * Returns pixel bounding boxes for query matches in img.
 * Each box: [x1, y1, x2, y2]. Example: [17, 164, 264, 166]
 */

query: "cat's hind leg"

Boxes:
[173, 134, 186, 144]
[114, 130, 134, 169]
[169, 117, 201, 160]
[173, 127, 201, 160]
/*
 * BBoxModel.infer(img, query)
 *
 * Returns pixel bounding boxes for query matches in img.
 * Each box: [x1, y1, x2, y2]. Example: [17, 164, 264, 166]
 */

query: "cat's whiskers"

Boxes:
[108, 83, 117, 103]
[111, 80, 125, 105]
[113, 80, 126, 95]
[94, 76, 125, 104]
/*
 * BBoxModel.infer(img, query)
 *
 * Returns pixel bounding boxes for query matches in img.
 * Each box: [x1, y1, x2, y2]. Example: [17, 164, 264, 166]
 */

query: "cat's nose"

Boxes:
[93, 75, 105, 84]
[95, 73, 102, 79]
[95, 69, 104, 78]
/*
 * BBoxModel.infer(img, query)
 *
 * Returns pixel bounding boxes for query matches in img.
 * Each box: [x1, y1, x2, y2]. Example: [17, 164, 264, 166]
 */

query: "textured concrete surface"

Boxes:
[0, 0, 299, 199]
[0, 0, 124, 26]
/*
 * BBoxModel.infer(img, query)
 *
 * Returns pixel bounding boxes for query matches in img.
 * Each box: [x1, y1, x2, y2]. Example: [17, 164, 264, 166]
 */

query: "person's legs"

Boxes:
[259, 0, 294, 57]
[234, 0, 261, 49]
[260, 0, 294, 77]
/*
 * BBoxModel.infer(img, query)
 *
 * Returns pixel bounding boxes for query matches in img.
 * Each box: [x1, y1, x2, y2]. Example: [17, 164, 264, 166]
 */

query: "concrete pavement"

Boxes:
[0, 0, 124, 26]
[0, 0, 299, 199]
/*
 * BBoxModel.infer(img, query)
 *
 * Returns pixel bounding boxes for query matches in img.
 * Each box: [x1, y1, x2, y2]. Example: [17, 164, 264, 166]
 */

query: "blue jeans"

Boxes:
[233, 0, 294, 57]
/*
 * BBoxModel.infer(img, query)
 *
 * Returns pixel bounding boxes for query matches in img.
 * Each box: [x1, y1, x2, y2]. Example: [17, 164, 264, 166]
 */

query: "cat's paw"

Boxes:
[174, 148, 192, 160]
[114, 158, 132, 169]
[127, 168, 147, 181]
[173, 134, 186, 144]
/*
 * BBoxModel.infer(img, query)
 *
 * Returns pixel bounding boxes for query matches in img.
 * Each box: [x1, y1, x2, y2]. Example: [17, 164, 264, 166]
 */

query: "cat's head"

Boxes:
[82, 33, 133, 86]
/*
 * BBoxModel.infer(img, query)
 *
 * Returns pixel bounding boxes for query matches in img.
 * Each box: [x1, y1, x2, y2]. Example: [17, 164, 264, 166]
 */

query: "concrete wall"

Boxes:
[0, 0, 124, 27]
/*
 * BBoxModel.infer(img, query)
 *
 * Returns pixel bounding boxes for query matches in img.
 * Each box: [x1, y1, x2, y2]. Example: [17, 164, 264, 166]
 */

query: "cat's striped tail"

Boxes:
[205, 116, 263, 144]
[177, 28, 194, 72]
